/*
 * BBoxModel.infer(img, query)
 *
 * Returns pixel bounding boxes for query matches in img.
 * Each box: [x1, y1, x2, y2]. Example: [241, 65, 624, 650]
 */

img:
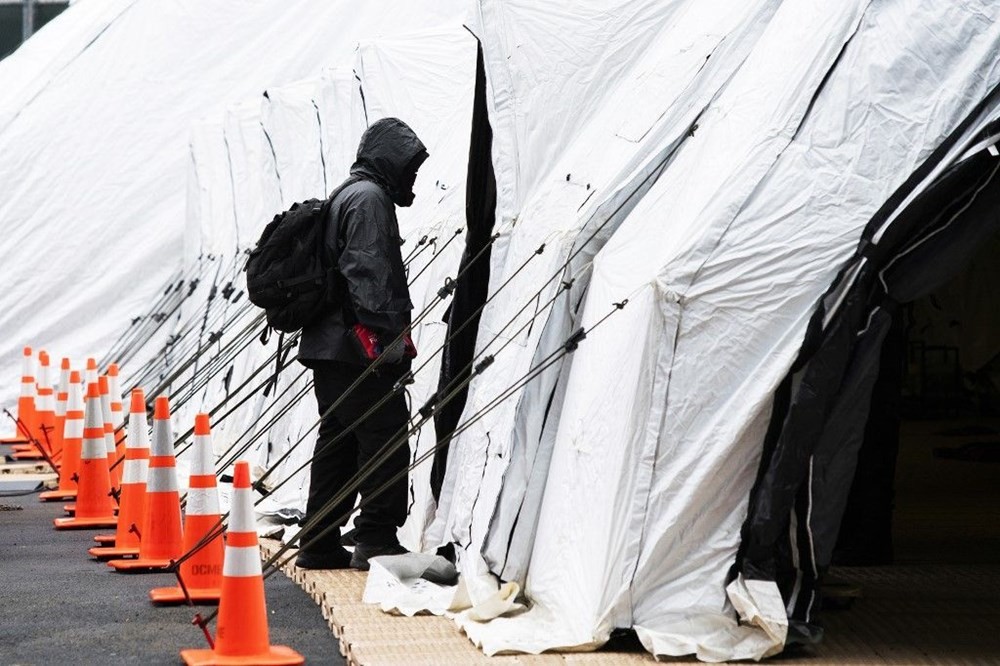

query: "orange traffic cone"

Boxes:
[180, 460, 303, 666]
[108, 363, 127, 470]
[63, 373, 118, 516]
[13, 350, 55, 461]
[34, 351, 59, 459]
[54, 382, 117, 529]
[151, 413, 224, 604]
[53, 357, 72, 463]
[109, 396, 182, 572]
[97, 374, 122, 492]
[2, 347, 35, 445]
[90, 388, 150, 559]
[39, 372, 84, 501]
[57, 357, 71, 398]
[85, 357, 98, 387]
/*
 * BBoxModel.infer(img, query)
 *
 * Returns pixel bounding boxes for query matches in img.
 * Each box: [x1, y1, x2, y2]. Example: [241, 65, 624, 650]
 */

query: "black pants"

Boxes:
[302, 361, 410, 551]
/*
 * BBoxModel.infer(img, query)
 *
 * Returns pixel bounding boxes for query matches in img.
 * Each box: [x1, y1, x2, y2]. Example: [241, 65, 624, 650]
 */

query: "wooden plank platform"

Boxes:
[260, 418, 1000, 665]
[261, 538, 1000, 665]
[259, 539, 674, 664]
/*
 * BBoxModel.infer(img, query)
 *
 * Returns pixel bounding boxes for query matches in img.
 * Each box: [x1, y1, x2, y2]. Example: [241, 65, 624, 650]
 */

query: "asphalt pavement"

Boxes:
[0, 479, 341, 665]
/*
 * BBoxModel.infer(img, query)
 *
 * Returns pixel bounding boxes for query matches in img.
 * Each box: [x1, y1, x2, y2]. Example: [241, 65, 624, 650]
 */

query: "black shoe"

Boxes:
[350, 542, 408, 571]
[294, 547, 352, 570]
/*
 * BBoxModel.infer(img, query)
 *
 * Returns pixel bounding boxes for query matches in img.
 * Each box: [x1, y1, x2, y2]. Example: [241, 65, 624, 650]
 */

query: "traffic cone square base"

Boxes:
[0, 435, 29, 444]
[53, 515, 117, 530]
[107, 557, 172, 572]
[149, 585, 220, 605]
[93, 533, 116, 544]
[38, 488, 77, 501]
[88, 545, 139, 560]
[180, 646, 304, 666]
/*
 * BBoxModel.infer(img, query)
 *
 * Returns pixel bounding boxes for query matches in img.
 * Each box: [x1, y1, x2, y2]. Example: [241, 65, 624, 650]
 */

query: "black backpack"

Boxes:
[245, 179, 356, 332]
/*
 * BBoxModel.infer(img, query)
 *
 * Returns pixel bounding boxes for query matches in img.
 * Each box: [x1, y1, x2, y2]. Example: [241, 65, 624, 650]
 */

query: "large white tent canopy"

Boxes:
[440, 0, 1000, 659]
[2, 0, 1000, 662]
[0, 0, 465, 400]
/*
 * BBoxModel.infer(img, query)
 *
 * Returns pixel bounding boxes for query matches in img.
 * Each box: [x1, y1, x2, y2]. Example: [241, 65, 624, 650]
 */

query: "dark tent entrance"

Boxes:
[801, 229, 1000, 660]
[836, 234, 1000, 569]
[734, 86, 1000, 649]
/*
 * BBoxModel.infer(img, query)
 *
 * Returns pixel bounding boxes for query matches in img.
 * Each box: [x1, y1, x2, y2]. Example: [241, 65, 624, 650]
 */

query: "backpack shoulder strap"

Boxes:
[322, 175, 365, 307]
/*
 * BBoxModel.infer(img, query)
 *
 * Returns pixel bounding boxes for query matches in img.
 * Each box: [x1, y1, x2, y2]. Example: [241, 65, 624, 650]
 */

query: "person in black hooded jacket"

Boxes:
[296, 117, 428, 570]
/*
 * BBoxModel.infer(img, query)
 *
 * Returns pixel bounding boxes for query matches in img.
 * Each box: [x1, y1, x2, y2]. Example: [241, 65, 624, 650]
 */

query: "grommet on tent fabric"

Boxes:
[150, 413, 223, 604]
[90, 388, 150, 559]
[53, 382, 117, 530]
[1, 347, 35, 445]
[180, 460, 303, 666]
[108, 396, 182, 572]
[39, 372, 85, 501]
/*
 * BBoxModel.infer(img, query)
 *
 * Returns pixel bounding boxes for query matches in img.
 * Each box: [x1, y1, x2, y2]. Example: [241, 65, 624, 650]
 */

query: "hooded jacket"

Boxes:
[298, 118, 428, 365]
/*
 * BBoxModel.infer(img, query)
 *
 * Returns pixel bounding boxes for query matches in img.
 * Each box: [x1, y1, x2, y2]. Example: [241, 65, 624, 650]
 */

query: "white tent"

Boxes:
[0, 0, 138, 130]
[382, 0, 1000, 661]
[3, 0, 1000, 663]
[0, 0, 465, 402]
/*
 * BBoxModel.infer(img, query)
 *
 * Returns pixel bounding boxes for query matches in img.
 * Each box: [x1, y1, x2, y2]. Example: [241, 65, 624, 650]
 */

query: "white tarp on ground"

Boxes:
[0, 0, 465, 406]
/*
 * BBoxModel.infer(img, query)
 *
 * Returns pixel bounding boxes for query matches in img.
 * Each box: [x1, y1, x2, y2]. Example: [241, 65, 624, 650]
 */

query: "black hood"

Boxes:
[350, 117, 428, 207]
